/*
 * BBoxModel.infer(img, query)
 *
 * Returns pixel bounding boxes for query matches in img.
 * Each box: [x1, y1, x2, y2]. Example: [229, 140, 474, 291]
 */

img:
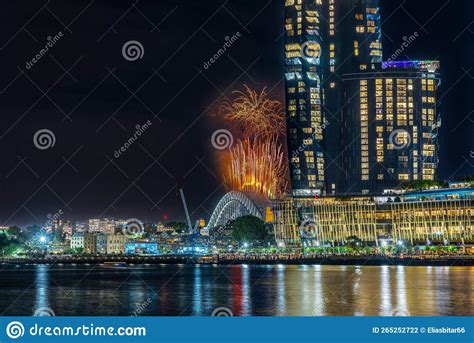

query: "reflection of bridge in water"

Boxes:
[206, 191, 265, 229]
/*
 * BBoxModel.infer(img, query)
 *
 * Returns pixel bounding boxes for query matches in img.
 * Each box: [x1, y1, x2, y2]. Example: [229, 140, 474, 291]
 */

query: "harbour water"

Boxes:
[0, 264, 472, 316]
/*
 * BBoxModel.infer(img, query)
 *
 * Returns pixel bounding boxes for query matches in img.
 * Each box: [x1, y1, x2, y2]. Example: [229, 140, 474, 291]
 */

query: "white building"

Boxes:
[70, 234, 85, 250]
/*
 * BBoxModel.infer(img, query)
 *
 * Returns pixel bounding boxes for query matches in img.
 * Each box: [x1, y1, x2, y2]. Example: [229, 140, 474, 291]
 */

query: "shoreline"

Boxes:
[1, 255, 473, 266]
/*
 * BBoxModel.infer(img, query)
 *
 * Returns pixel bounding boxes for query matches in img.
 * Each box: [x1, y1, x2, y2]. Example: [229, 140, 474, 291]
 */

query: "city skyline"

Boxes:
[0, 0, 472, 227]
[0, 1, 472, 325]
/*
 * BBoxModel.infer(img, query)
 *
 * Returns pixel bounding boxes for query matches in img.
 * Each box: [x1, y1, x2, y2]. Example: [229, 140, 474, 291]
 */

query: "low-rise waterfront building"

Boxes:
[84, 233, 125, 254]
[70, 233, 85, 250]
[84, 233, 96, 254]
[96, 234, 107, 254]
[273, 188, 474, 247]
[84, 233, 106, 254]
[106, 234, 127, 254]
[125, 242, 159, 255]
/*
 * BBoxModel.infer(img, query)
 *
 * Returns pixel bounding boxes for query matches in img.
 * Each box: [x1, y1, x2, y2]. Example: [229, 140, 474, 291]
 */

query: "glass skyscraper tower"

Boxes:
[284, 0, 440, 196]
[285, 0, 326, 197]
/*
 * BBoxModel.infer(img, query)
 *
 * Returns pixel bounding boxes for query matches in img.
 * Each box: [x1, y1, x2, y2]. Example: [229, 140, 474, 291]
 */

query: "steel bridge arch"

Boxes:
[206, 191, 263, 229]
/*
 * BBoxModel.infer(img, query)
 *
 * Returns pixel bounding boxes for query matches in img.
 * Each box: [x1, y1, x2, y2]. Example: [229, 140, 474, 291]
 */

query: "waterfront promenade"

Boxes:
[1, 253, 473, 266]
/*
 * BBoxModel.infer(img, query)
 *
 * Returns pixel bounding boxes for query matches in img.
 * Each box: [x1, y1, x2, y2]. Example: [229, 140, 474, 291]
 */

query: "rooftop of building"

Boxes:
[280, 186, 474, 204]
[381, 60, 440, 72]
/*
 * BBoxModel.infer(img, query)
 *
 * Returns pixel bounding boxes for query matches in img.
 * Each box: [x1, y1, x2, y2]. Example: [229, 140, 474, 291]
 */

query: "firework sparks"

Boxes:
[226, 138, 288, 199]
[217, 85, 285, 139]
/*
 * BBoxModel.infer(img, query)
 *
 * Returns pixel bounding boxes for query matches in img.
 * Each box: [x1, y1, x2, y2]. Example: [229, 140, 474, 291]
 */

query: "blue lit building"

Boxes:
[125, 242, 159, 256]
[177, 246, 208, 256]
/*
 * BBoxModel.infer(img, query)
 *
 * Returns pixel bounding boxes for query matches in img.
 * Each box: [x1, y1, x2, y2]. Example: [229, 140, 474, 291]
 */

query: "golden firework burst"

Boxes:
[226, 138, 288, 199]
[217, 85, 285, 139]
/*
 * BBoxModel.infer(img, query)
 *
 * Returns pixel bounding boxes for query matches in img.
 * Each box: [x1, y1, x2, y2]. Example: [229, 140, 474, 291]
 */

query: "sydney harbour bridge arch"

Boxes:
[206, 191, 264, 229]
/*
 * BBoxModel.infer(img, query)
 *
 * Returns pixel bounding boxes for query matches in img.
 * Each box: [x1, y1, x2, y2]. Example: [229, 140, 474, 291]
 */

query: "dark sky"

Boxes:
[0, 0, 472, 227]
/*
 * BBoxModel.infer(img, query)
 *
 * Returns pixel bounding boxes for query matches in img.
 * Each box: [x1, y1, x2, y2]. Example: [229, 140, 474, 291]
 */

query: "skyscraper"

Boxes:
[284, 0, 440, 196]
[340, 61, 441, 194]
[285, 0, 326, 197]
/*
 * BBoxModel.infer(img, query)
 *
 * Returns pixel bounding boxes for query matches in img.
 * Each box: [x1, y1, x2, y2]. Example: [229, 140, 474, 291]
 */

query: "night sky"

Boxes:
[0, 0, 472, 227]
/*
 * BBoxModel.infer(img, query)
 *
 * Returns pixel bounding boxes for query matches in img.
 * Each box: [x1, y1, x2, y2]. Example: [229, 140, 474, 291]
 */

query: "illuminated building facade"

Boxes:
[340, 61, 441, 193]
[324, 0, 384, 195]
[284, 0, 440, 195]
[70, 233, 85, 250]
[125, 242, 159, 256]
[273, 188, 474, 247]
[285, 0, 326, 196]
[106, 234, 127, 254]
